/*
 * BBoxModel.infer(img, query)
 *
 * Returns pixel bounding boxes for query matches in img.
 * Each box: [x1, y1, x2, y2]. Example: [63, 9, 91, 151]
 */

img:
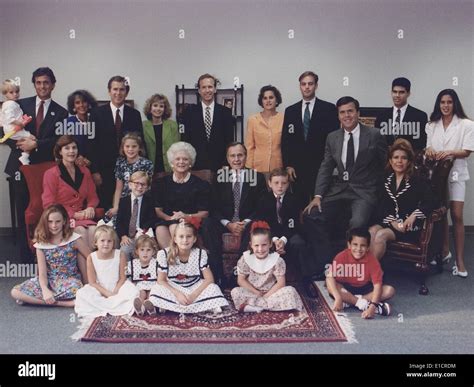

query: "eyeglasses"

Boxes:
[130, 181, 148, 188]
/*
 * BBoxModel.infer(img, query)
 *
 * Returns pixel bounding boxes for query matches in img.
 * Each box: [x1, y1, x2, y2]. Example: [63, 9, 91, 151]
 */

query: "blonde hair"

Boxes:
[130, 170, 151, 187]
[1, 79, 19, 95]
[119, 133, 145, 158]
[93, 225, 118, 250]
[135, 235, 158, 258]
[167, 222, 199, 265]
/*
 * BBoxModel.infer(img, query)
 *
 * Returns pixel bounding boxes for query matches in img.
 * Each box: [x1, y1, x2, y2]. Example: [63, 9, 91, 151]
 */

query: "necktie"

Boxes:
[36, 100, 45, 136]
[394, 108, 401, 139]
[276, 195, 282, 224]
[346, 132, 355, 172]
[204, 106, 212, 140]
[115, 108, 122, 146]
[232, 173, 241, 222]
[129, 198, 139, 237]
[303, 102, 311, 141]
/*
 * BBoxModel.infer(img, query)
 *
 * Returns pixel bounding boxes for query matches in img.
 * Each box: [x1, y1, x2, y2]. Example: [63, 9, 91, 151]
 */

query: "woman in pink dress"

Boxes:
[42, 135, 99, 250]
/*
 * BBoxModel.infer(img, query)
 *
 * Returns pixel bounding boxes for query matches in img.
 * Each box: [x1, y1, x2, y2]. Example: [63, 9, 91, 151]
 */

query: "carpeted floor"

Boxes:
[77, 285, 350, 344]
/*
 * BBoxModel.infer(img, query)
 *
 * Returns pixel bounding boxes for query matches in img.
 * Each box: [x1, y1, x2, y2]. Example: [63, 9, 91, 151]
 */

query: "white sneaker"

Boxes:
[243, 305, 263, 313]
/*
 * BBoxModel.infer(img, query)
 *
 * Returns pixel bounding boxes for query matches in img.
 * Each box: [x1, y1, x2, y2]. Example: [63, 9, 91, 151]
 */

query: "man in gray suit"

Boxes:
[303, 96, 387, 283]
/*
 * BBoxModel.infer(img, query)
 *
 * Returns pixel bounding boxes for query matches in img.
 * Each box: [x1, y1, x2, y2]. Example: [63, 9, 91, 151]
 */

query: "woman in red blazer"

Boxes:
[42, 135, 99, 249]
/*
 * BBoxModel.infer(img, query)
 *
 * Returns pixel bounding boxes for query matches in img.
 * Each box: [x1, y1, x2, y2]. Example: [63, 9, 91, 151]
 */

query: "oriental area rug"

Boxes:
[75, 282, 356, 344]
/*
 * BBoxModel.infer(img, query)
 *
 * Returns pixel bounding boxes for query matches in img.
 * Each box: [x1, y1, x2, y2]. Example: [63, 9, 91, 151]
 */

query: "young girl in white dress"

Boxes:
[231, 221, 303, 313]
[11, 204, 89, 307]
[149, 219, 229, 314]
[75, 225, 139, 317]
[0, 79, 33, 164]
[127, 235, 158, 316]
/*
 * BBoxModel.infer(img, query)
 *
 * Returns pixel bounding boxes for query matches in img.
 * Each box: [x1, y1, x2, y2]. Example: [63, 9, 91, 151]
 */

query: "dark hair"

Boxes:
[336, 96, 360, 111]
[34, 204, 72, 244]
[298, 71, 319, 84]
[107, 75, 130, 93]
[226, 141, 247, 156]
[392, 77, 411, 92]
[429, 89, 469, 122]
[31, 67, 56, 84]
[347, 227, 371, 245]
[54, 135, 77, 160]
[196, 73, 219, 88]
[258, 85, 282, 107]
[67, 90, 98, 115]
[385, 138, 415, 177]
[268, 167, 289, 181]
[143, 93, 172, 120]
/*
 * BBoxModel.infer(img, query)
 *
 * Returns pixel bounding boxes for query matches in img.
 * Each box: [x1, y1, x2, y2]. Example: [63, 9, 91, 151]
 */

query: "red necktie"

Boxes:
[115, 108, 122, 146]
[36, 100, 45, 136]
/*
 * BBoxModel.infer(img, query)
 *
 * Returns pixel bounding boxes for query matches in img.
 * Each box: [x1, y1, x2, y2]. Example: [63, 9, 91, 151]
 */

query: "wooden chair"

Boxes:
[384, 153, 453, 295]
[20, 162, 104, 253]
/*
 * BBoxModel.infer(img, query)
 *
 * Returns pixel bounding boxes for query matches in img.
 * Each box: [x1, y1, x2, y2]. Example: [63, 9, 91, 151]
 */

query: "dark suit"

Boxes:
[374, 105, 428, 151]
[89, 103, 143, 208]
[281, 98, 339, 206]
[304, 124, 387, 274]
[256, 191, 313, 277]
[181, 103, 234, 171]
[4, 96, 67, 262]
[201, 168, 266, 280]
[116, 193, 157, 238]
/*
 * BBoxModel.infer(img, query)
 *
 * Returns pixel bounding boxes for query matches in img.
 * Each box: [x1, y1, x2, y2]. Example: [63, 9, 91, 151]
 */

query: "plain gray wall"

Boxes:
[0, 0, 473, 226]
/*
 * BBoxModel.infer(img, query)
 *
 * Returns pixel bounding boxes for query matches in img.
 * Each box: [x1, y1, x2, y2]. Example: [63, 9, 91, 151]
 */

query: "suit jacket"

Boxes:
[211, 168, 266, 222]
[374, 105, 428, 151]
[142, 119, 180, 173]
[281, 98, 339, 180]
[42, 164, 99, 227]
[314, 124, 387, 202]
[116, 193, 157, 238]
[4, 96, 68, 176]
[256, 191, 302, 239]
[89, 103, 143, 173]
[181, 103, 234, 171]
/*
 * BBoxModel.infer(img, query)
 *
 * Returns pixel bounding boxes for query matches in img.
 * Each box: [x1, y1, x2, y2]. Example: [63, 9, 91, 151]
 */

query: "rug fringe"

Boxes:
[315, 281, 358, 344]
[71, 316, 95, 341]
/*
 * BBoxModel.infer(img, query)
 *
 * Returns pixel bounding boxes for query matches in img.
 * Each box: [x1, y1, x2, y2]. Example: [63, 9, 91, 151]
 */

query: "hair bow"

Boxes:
[97, 218, 114, 227]
[135, 227, 154, 239]
[250, 220, 270, 232]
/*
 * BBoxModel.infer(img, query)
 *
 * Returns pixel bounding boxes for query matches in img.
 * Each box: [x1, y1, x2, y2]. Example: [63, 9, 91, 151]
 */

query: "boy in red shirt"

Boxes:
[326, 227, 395, 319]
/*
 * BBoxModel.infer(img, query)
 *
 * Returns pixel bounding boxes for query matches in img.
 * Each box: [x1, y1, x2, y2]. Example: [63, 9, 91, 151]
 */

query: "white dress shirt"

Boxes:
[130, 193, 143, 231]
[36, 97, 51, 117]
[201, 101, 215, 126]
[392, 104, 408, 125]
[341, 124, 361, 168]
[220, 168, 251, 226]
[301, 97, 316, 123]
[110, 102, 124, 122]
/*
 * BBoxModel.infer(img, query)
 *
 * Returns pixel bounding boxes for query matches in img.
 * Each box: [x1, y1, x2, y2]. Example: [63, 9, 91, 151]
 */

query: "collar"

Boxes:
[344, 124, 360, 136]
[36, 96, 51, 106]
[131, 193, 144, 203]
[273, 192, 286, 200]
[302, 96, 316, 105]
[110, 102, 124, 114]
[243, 250, 280, 273]
[172, 172, 191, 183]
[33, 232, 81, 249]
[201, 101, 215, 111]
[393, 104, 408, 115]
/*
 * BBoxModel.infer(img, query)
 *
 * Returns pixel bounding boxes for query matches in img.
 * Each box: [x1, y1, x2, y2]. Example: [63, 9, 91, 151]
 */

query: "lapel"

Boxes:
[104, 104, 115, 128]
[143, 120, 156, 145]
[240, 169, 250, 204]
[402, 105, 413, 123]
[196, 104, 207, 140]
[334, 129, 345, 172]
[353, 125, 369, 170]
[38, 100, 57, 138]
[444, 115, 460, 144]
[295, 100, 304, 127]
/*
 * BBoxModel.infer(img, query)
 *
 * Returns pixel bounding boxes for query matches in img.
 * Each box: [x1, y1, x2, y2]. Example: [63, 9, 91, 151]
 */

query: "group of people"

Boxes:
[2, 67, 474, 320]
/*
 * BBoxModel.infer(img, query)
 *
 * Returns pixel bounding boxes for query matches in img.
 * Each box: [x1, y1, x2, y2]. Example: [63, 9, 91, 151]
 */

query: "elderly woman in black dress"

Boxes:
[153, 141, 210, 248]
[369, 139, 436, 260]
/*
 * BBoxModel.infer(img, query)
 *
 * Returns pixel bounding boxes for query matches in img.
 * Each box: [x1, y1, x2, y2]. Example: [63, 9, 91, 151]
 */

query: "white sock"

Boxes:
[243, 305, 264, 313]
[355, 297, 369, 311]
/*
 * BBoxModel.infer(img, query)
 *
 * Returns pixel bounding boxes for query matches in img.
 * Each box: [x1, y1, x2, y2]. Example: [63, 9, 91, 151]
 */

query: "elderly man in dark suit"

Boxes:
[181, 73, 234, 171]
[3, 67, 68, 261]
[374, 77, 428, 152]
[89, 75, 143, 209]
[200, 142, 266, 285]
[303, 96, 387, 282]
[281, 71, 339, 207]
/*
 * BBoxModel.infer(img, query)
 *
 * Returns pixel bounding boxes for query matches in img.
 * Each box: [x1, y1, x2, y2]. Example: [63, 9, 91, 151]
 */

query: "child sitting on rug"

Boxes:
[11, 204, 90, 307]
[75, 225, 139, 317]
[127, 235, 158, 316]
[231, 221, 303, 313]
[326, 227, 395, 319]
[149, 219, 229, 314]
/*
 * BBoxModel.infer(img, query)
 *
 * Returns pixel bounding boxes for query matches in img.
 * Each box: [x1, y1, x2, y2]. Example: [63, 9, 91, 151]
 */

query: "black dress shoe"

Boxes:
[303, 279, 318, 299]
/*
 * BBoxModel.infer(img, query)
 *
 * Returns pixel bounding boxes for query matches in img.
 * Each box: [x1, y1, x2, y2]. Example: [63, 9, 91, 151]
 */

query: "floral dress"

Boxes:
[231, 251, 303, 312]
[114, 156, 154, 198]
[13, 233, 83, 300]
